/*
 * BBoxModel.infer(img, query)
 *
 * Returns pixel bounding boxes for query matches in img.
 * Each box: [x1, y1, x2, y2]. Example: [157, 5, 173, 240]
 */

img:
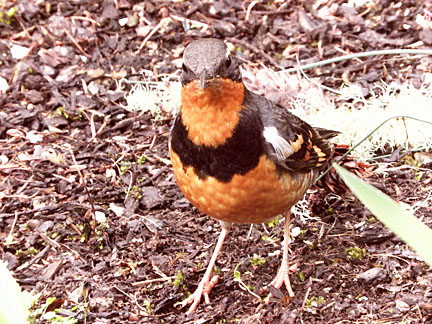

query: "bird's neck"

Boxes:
[180, 79, 245, 147]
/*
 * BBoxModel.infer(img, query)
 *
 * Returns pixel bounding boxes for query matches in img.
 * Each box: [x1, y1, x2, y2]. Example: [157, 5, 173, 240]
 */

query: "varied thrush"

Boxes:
[169, 38, 337, 314]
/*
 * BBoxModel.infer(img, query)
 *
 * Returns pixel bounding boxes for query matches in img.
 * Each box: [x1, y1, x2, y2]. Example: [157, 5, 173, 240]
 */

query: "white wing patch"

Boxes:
[263, 126, 294, 160]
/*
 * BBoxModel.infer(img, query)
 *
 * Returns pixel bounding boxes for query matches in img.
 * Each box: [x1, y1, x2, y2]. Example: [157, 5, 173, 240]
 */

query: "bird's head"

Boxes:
[182, 38, 241, 89]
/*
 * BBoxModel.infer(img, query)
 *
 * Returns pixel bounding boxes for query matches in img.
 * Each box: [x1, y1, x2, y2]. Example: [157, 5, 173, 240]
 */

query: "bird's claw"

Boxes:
[265, 263, 297, 303]
[180, 275, 219, 314]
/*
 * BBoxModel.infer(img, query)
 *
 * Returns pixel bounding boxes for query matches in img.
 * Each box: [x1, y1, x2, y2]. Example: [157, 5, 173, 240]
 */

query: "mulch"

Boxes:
[1, 1, 432, 323]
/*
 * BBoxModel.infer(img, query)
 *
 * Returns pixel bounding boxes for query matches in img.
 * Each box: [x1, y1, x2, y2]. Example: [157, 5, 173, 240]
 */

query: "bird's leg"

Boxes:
[266, 212, 295, 302]
[180, 225, 230, 314]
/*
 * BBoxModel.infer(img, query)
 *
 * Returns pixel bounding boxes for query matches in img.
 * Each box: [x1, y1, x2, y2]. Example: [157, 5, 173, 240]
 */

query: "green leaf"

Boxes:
[0, 261, 29, 324]
[233, 263, 241, 281]
[333, 164, 432, 267]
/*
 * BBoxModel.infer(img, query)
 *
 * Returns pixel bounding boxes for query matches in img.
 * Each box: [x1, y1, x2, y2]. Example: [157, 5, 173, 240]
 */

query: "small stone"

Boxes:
[395, 299, 410, 312]
[27, 219, 41, 230]
[129, 313, 138, 321]
[213, 20, 236, 36]
[127, 15, 139, 27]
[357, 267, 386, 282]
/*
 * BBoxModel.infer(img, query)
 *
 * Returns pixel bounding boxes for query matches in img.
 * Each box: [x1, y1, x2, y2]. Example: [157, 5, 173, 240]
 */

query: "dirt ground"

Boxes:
[1, 1, 432, 323]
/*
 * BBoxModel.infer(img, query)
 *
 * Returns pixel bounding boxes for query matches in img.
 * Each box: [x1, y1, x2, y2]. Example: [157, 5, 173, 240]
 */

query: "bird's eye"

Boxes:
[225, 56, 232, 68]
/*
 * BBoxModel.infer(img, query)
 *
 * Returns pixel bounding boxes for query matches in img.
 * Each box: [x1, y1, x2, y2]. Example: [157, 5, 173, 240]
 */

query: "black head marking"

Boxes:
[182, 38, 241, 87]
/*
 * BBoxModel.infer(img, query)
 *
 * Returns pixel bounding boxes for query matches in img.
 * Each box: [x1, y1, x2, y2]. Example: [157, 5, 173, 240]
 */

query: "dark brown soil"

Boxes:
[1, 1, 432, 323]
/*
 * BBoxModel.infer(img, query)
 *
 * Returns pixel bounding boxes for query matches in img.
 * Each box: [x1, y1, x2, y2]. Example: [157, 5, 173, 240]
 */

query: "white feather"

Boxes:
[263, 126, 294, 160]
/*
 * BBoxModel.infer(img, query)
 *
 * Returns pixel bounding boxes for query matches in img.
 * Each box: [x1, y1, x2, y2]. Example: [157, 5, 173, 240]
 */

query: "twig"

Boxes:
[114, 286, 134, 299]
[6, 211, 19, 242]
[70, 16, 98, 26]
[11, 26, 36, 40]
[153, 154, 171, 165]
[170, 14, 209, 29]
[124, 170, 134, 202]
[247, 10, 292, 15]
[226, 37, 282, 69]
[149, 135, 157, 150]
[16, 175, 34, 194]
[246, 224, 254, 239]
[245, 0, 259, 21]
[15, 16, 33, 39]
[69, 149, 97, 230]
[132, 276, 176, 287]
[137, 17, 172, 53]
[359, 6, 371, 17]
[15, 245, 51, 271]
[64, 28, 91, 58]
[36, 231, 61, 249]
[0, 164, 29, 170]
[88, 114, 110, 142]
[151, 260, 170, 279]
[301, 284, 312, 309]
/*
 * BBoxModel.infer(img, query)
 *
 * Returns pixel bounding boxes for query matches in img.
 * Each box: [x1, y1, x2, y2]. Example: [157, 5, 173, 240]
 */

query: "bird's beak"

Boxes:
[199, 70, 212, 89]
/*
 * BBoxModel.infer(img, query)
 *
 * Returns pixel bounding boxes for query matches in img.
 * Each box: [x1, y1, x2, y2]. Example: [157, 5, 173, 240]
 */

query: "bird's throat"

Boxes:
[180, 79, 245, 147]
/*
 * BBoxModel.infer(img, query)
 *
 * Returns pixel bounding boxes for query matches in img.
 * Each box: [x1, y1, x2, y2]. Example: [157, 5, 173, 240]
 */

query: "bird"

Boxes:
[169, 38, 337, 314]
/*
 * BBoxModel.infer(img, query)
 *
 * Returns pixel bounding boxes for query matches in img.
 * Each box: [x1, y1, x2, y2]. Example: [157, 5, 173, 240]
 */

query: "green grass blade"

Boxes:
[333, 163, 432, 268]
[0, 261, 29, 324]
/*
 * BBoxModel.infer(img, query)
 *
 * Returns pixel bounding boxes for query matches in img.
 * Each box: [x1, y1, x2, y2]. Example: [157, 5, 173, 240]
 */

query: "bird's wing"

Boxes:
[244, 90, 337, 172]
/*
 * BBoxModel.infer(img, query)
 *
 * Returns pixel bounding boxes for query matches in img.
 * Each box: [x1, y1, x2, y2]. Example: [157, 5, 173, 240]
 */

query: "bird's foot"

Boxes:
[180, 274, 219, 314]
[265, 263, 297, 303]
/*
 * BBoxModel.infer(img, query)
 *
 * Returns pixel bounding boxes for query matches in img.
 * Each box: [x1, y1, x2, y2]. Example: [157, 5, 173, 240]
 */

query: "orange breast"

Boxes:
[170, 148, 316, 224]
[180, 79, 245, 147]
